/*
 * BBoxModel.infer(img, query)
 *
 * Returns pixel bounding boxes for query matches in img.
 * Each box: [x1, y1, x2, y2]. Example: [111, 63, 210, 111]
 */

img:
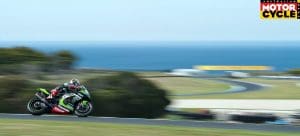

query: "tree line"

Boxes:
[0, 47, 76, 74]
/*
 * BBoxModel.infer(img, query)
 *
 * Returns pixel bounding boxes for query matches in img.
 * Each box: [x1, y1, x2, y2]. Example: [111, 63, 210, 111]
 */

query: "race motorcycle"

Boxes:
[27, 86, 93, 117]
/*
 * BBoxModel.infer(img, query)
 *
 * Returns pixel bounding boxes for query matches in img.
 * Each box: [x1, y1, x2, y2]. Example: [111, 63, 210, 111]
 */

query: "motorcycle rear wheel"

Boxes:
[27, 97, 48, 115]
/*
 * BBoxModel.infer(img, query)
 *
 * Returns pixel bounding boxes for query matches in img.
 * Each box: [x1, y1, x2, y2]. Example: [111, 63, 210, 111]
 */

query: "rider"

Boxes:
[47, 78, 82, 111]
[47, 78, 81, 99]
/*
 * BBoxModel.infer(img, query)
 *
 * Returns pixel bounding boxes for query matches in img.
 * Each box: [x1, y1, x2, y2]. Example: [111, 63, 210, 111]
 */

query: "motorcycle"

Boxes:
[27, 86, 93, 117]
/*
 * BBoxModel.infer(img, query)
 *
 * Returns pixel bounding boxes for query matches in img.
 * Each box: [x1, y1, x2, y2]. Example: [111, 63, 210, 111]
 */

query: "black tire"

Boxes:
[74, 101, 93, 117]
[27, 97, 48, 115]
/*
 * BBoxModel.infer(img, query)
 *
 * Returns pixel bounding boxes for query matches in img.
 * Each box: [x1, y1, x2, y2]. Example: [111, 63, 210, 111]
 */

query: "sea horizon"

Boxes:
[1, 41, 300, 71]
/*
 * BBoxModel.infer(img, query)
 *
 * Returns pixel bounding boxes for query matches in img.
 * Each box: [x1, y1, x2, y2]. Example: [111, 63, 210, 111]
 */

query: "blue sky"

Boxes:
[0, 0, 299, 41]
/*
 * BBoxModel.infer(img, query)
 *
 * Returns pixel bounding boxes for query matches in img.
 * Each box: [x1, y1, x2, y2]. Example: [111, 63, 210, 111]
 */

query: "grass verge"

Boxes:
[190, 78, 300, 99]
[0, 119, 299, 136]
[145, 77, 230, 96]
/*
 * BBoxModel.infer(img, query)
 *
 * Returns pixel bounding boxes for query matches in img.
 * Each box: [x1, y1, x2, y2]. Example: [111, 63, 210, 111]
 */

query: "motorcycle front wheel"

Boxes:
[74, 101, 93, 117]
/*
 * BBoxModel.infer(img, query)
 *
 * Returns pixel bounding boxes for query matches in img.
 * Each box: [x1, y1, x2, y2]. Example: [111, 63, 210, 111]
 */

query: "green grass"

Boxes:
[141, 71, 300, 99]
[186, 78, 300, 99]
[137, 71, 171, 77]
[238, 78, 300, 99]
[0, 119, 298, 136]
[145, 77, 230, 96]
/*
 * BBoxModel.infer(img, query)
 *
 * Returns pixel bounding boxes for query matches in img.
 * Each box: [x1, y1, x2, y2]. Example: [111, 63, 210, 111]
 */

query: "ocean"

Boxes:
[1, 41, 300, 71]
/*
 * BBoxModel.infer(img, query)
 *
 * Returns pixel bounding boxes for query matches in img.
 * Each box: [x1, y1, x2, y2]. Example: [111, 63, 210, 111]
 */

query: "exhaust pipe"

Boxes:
[35, 93, 53, 108]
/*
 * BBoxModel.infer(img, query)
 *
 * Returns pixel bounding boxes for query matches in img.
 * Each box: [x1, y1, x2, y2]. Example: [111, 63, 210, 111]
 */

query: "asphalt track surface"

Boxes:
[216, 79, 265, 92]
[171, 79, 265, 96]
[0, 113, 300, 133]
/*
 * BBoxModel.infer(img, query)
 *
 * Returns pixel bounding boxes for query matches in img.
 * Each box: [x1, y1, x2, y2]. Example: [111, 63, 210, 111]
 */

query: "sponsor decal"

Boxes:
[260, 0, 300, 19]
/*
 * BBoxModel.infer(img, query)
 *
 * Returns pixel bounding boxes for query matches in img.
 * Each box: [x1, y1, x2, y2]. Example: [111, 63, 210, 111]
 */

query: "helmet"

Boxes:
[69, 78, 80, 86]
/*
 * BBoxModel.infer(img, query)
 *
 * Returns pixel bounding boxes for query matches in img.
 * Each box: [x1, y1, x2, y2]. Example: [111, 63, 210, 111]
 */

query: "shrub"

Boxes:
[0, 76, 30, 98]
[0, 47, 47, 65]
[0, 47, 77, 74]
[0, 76, 31, 113]
[287, 69, 300, 76]
[86, 72, 170, 118]
[53, 51, 77, 70]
